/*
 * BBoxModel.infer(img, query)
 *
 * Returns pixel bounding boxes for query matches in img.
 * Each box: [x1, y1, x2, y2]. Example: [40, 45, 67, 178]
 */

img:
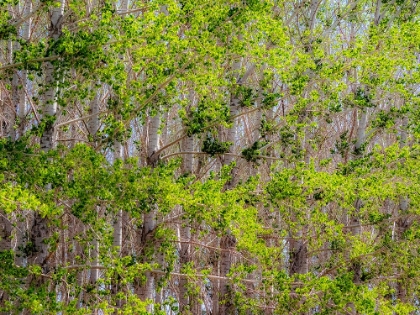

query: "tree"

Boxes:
[1, 0, 420, 314]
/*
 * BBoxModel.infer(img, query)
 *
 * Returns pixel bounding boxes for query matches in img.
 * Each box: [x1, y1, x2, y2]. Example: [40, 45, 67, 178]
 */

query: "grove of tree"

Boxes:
[1, 0, 420, 314]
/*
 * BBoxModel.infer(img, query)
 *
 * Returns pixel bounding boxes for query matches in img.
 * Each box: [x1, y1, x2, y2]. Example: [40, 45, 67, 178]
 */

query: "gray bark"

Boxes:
[289, 233, 308, 275]
[31, 0, 65, 273]
[0, 38, 15, 254]
[10, 61, 19, 141]
[40, 0, 64, 151]
[138, 110, 160, 311]
[17, 0, 31, 137]
[112, 143, 123, 309]
[88, 84, 101, 288]
[112, 206, 123, 304]
[223, 58, 242, 187]
[182, 135, 194, 174]
[88, 89, 100, 138]
[111, 0, 129, 307]
[396, 115, 410, 302]
[4, 2, 19, 140]
[3, 2, 32, 267]
[90, 239, 99, 284]
[347, 2, 380, 306]
[349, 109, 367, 285]
[354, 110, 367, 156]
[178, 222, 191, 312]
[112, 0, 128, 254]
[179, 106, 194, 311]
[146, 113, 160, 166]
[0, 214, 12, 252]
[218, 56, 242, 315]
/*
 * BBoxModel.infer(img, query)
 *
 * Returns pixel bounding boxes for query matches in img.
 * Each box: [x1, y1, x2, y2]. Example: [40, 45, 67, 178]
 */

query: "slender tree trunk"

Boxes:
[10, 54, 19, 141]
[217, 56, 243, 315]
[344, 108, 368, 315]
[29, 0, 65, 273]
[87, 78, 101, 315]
[112, 141, 123, 310]
[138, 110, 160, 311]
[6, 0, 19, 141]
[178, 89, 196, 312]
[88, 88, 100, 140]
[113, 0, 129, 258]
[0, 35, 15, 255]
[90, 239, 99, 283]
[17, 0, 31, 137]
[288, 2, 319, 280]
[13, 1, 32, 269]
[289, 233, 308, 275]
[182, 135, 194, 174]
[179, 130, 195, 313]
[0, 215, 12, 252]
[354, 110, 367, 156]
[75, 224, 87, 308]
[350, 109, 367, 286]
[40, 0, 64, 151]
[113, 209, 123, 251]
[396, 115, 410, 302]
[345, 3, 379, 304]
[0, 30, 16, 307]
[110, 1, 129, 308]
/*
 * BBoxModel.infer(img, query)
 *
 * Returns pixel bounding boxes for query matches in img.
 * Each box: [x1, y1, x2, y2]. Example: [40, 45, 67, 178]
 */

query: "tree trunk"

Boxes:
[396, 115, 410, 302]
[217, 56, 242, 315]
[89, 88, 100, 140]
[138, 110, 160, 311]
[0, 215, 12, 252]
[112, 141, 123, 309]
[87, 73, 101, 312]
[16, 0, 32, 266]
[0, 33, 15, 255]
[40, 0, 64, 150]
[30, 1, 65, 272]
[179, 130, 194, 312]
[350, 109, 367, 285]
[289, 234, 308, 275]
[17, 0, 31, 138]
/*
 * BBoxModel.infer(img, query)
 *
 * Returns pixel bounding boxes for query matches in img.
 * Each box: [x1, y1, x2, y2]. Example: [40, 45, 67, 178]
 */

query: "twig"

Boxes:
[10, 3, 44, 28]
[0, 56, 59, 72]
[55, 110, 110, 128]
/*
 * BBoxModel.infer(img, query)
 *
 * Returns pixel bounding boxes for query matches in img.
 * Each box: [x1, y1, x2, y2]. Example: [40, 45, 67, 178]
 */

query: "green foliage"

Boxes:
[262, 92, 280, 109]
[241, 141, 267, 163]
[333, 131, 350, 157]
[181, 98, 230, 136]
[0, 23, 16, 40]
[1, 0, 420, 313]
[201, 135, 232, 157]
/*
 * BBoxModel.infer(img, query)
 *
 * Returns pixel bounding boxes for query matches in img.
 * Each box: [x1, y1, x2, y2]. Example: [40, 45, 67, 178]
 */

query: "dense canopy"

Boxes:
[1, 0, 420, 314]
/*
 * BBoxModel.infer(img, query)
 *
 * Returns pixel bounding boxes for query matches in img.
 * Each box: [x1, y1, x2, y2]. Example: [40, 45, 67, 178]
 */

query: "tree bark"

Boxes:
[138, 110, 160, 311]
[30, 0, 65, 273]
[349, 109, 367, 287]
[112, 141, 123, 309]
[87, 69, 101, 313]
[217, 54, 242, 315]
[17, 0, 31, 138]
[0, 34, 15, 255]
[396, 115, 410, 302]
[178, 89, 196, 312]
[11, 1, 32, 269]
